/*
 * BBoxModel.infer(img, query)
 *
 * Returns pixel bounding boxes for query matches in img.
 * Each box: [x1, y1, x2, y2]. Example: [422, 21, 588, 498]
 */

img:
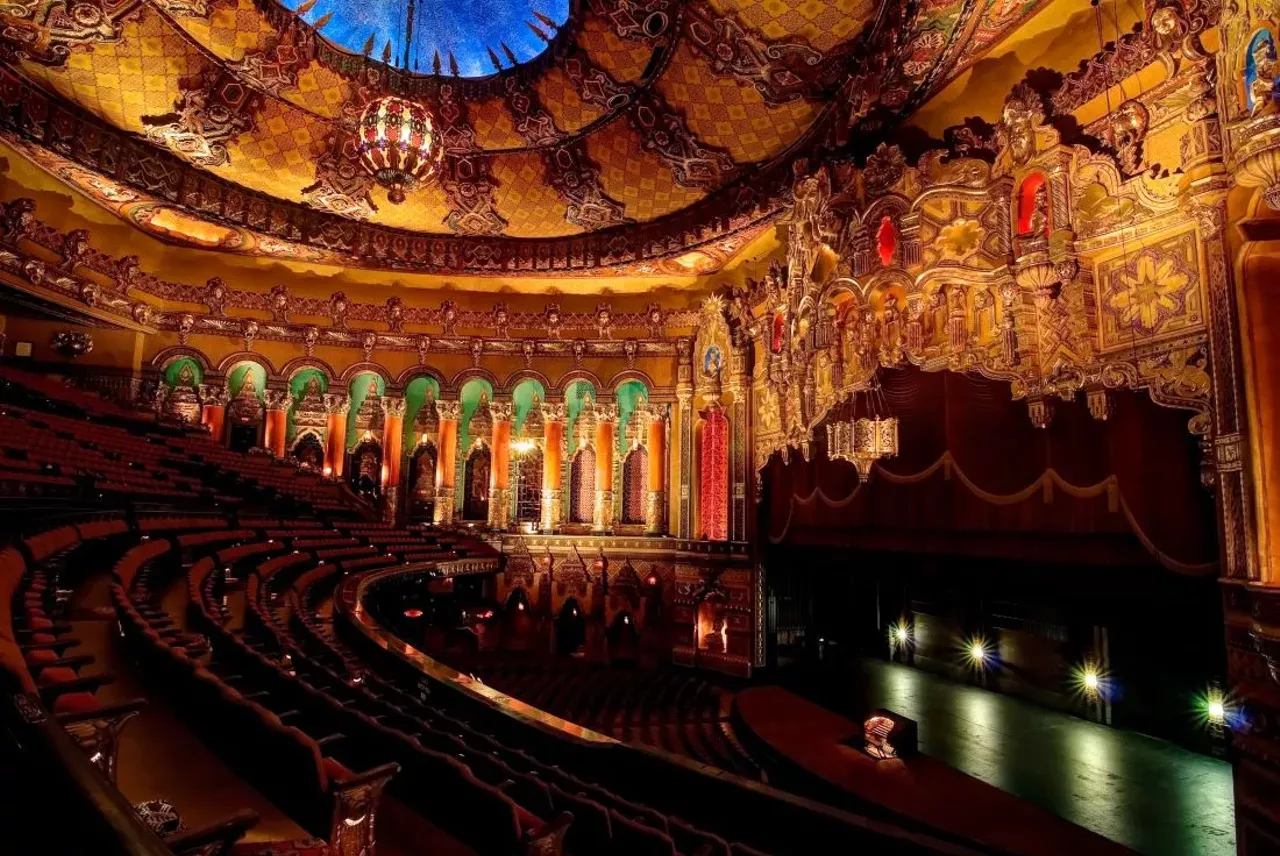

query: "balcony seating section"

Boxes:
[112, 539, 397, 856]
[0, 368, 365, 516]
[3, 520, 264, 856]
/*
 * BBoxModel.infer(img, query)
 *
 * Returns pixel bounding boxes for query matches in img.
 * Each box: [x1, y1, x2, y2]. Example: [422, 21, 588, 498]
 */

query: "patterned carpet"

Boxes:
[234, 839, 328, 856]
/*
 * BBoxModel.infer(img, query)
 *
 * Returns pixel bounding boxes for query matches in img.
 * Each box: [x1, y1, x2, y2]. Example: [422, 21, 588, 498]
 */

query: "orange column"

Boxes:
[264, 390, 290, 458]
[434, 400, 461, 525]
[488, 401, 513, 531]
[541, 401, 566, 533]
[646, 408, 666, 534]
[199, 383, 228, 444]
[593, 403, 617, 532]
[323, 394, 348, 478]
[381, 397, 406, 522]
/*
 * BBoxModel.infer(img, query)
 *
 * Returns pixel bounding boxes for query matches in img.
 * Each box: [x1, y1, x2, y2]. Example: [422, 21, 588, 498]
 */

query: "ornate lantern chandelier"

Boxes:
[355, 96, 443, 204]
[826, 380, 898, 482]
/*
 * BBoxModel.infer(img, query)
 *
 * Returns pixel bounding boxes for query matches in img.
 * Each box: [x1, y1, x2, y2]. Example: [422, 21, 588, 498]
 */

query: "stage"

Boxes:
[735, 685, 1137, 856]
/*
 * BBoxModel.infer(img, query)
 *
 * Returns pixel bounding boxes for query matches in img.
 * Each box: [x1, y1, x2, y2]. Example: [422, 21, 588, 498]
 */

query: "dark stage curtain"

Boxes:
[763, 367, 1217, 574]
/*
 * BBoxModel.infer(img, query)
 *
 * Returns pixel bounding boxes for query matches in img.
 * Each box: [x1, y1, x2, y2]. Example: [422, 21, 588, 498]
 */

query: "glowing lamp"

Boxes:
[1206, 692, 1227, 725]
[517, 601, 525, 611]
[356, 96, 443, 204]
[403, 608, 423, 618]
[511, 438, 536, 455]
[890, 622, 910, 647]
[967, 639, 989, 666]
[1083, 670, 1100, 692]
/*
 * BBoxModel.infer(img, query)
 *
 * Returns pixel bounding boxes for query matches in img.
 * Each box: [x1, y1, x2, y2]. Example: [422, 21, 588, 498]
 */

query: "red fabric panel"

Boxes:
[765, 367, 1217, 572]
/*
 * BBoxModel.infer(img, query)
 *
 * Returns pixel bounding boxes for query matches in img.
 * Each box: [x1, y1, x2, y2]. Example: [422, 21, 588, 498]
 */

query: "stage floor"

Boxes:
[739, 659, 1234, 856]
[856, 659, 1234, 856]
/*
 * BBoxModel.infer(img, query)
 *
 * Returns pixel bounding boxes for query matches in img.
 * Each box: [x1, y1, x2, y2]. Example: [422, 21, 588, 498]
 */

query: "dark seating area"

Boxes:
[0, 370, 989, 856]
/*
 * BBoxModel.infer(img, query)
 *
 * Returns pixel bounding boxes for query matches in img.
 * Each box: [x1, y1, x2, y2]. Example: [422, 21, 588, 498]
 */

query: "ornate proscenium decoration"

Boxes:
[355, 97, 444, 204]
[50, 331, 93, 358]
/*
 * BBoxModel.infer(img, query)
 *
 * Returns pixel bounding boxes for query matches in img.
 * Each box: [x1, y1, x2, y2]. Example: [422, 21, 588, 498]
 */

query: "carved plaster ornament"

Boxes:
[206, 277, 228, 316]
[302, 133, 377, 220]
[595, 304, 613, 339]
[0, 0, 122, 68]
[1, 198, 34, 245]
[60, 229, 90, 271]
[177, 313, 195, 345]
[141, 73, 257, 168]
[470, 338, 484, 366]
[997, 82, 1047, 167]
[79, 282, 100, 307]
[385, 296, 405, 333]
[416, 335, 432, 364]
[132, 303, 152, 326]
[493, 304, 510, 337]
[116, 255, 141, 294]
[440, 300, 458, 334]
[572, 339, 586, 365]
[1108, 99, 1150, 174]
[361, 331, 376, 361]
[624, 339, 639, 367]
[242, 319, 259, 351]
[522, 339, 536, 367]
[546, 304, 563, 339]
[864, 143, 907, 196]
[302, 325, 319, 356]
[647, 303, 664, 337]
[269, 284, 290, 323]
[330, 291, 349, 329]
[1250, 35, 1280, 117]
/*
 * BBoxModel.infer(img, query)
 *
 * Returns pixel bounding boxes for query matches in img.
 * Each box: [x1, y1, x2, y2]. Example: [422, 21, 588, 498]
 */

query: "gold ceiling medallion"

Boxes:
[355, 96, 444, 204]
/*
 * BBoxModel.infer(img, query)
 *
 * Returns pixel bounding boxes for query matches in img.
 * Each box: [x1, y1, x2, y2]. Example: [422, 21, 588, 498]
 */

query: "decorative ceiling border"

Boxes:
[0, 196, 706, 355]
[0, 62, 802, 274]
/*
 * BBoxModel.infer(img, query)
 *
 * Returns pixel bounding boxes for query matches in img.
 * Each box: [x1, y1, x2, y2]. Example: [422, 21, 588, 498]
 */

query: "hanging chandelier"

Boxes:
[355, 96, 443, 204]
[827, 380, 898, 482]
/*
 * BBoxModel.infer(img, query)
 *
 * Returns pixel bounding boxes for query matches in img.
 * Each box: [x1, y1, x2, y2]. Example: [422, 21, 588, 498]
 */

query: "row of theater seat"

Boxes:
[200, 529, 764, 856]
[0, 366, 362, 514]
[1, 519, 262, 855]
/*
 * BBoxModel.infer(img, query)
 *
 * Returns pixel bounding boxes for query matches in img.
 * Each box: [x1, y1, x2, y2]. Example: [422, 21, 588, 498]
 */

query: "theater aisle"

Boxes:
[857, 659, 1235, 856]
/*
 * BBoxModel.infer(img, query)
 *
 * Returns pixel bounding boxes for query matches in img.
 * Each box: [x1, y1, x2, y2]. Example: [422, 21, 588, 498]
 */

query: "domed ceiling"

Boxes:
[0, 0, 1052, 275]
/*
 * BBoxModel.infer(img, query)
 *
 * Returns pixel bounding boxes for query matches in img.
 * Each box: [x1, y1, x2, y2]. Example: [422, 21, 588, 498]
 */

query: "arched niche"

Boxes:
[615, 379, 650, 456]
[458, 377, 495, 453]
[346, 371, 387, 450]
[404, 375, 442, 451]
[408, 440, 438, 523]
[287, 367, 329, 448]
[462, 441, 492, 522]
[1016, 172, 1050, 237]
[621, 444, 649, 525]
[161, 356, 203, 424]
[511, 378, 547, 440]
[564, 379, 598, 451]
[1246, 30, 1278, 113]
[225, 360, 267, 451]
[349, 436, 383, 498]
[569, 444, 596, 524]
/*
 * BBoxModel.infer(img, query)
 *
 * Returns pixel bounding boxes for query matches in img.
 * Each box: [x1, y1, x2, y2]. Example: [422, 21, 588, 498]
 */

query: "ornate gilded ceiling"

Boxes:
[0, 0, 1052, 274]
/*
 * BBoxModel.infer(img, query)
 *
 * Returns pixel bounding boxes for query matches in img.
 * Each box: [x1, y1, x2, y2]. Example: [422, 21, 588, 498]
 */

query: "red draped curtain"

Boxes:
[700, 408, 729, 541]
[763, 367, 1217, 574]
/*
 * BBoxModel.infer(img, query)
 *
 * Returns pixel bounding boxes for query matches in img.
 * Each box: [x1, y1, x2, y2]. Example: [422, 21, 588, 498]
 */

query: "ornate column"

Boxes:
[593, 403, 617, 533]
[263, 389, 292, 458]
[381, 396, 406, 522]
[198, 383, 229, 444]
[541, 401, 566, 533]
[645, 405, 667, 535]
[322, 393, 349, 478]
[729, 339, 751, 542]
[434, 400, 461, 525]
[489, 400, 513, 531]
[676, 337, 694, 539]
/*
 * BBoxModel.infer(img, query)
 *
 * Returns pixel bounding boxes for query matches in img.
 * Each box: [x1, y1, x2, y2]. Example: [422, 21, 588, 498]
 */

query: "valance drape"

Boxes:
[763, 367, 1217, 575]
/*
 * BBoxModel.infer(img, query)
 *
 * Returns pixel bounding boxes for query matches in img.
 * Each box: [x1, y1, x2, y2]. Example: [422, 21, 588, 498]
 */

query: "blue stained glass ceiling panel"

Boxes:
[288, 0, 570, 78]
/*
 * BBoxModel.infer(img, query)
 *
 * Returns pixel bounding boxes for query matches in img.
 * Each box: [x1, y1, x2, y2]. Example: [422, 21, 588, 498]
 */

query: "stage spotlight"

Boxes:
[1204, 690, 1227, 726]
[1083, 669, 1099, 692]
[891, 622, 911, 646]
[966, 638, 989, 667]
